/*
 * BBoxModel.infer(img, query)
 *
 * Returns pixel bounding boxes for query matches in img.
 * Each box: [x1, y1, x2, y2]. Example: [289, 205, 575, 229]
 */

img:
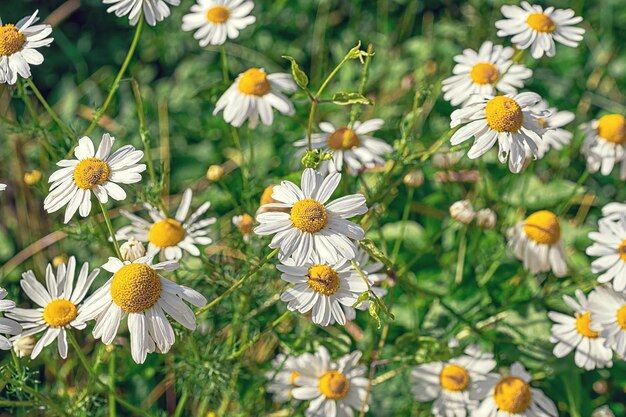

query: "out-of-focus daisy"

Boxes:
[254, 168, 368, 264]
[44, 134, 146, 224]
[6, 257, 100, 359]
[12, 335, 36, 358]
[0, 183, 5, 191]
[581, 114, 626, 180]
[103, 0, 180, 26]
[475, 208, 497, 229]
[116, 189, 215, 261]
[120, 237, 146, 262]
[232, 213, 254, 242]
[294, 119, 393, 175]
[589, 286, 626, 357]
[277, 253, 368, 326]
[292, 346, 369, 417]
[450, 92, 547, 173]
[77, 256, 207, 364]
[548, 289, 613, 370]
[182, 0, 255, 47]
[0, 288, 22, 350]
[341, 248, 387, 321]
[495, 2, 585, 59]
[507, 210, 567, 277]
[450, 200, 476, 224]
[214, 68, 296, 128]
[266, 352, 315, 403]
[411, 345, 497, 417]
[0, 10, 53, 85]
[442, 41, 532, 107]
[529, 100, 575, 158]
[473, 362, 557, 417]
[586, 214, 626, 291]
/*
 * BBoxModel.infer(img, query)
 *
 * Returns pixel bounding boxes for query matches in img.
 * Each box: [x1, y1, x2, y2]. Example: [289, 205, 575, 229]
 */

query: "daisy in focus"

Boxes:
[581, 114, 626, 180]
[442, 41, 532, 107]
[341, 248, 387, 321]
[548, 289, 613, 370]
[277, 253, 368, 326]
[528, 100, 575, 158]
[103, 0, 180, 26]
[182, 0, 255, 47]
[116, 188, 215, 261]
[0, 10, 53, 85]
[507, 210, 567, 277]
[473, 362, 558, 417]
[254, 168, 368, 264]
[495, 2, 585, 59]
[44, 134, 146, 224]
[6, 257, 100, 359]
[586, 214, 626, 291]
[449, 92, 548, 173]
[293, 119, 393, 175]
[0, 288, 22, 350]
[213, 67, 297, 128]
[411, 344, 497, 417]
[589, 286, 626, 357]
[77, 256, 207, 364]
[291, 346, 369, 417]
[266, 352, 315, 403]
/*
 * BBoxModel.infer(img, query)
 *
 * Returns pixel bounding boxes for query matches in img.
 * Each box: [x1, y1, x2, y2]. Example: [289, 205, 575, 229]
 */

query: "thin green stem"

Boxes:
[17, 79, 56, 157]
[131, 79, 158, 187]
[98, 200, 123, 258]
[25, 78, 75, 140]
[220, 45, 229, 82]
[173, 389, 188, 417]
[349, 43, 374, 126]
[109, 349, 116, 417]
[351, 259, 372, 291]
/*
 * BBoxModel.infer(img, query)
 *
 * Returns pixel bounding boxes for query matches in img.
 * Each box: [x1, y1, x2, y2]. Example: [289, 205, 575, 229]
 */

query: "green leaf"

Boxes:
[352, 291, 370, 308]
[359, 239, 394, 270]
[502, 175, 582, 210]
[369, 302, 382, 329]
[331, 92, 373, 106]
[301, 149, 333, 169]
[371, 292, 395, 321]
[346, 41, 374, 63]
[281, 55, 309, 89]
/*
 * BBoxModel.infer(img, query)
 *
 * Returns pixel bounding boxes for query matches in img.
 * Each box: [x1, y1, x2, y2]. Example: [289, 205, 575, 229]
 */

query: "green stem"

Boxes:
[25, 78, 75, 140]
[351, 260, 372, 291]
[16, 79, 56, 157]
[220, 45, 229, 83]
[98, 200, 123, 258]
[391, 186, 414, 262]
[131, 79, 158, 187]
[109, 349, 116, 417]
[173, 389, 188, 417]
[349, 43, 374, 126]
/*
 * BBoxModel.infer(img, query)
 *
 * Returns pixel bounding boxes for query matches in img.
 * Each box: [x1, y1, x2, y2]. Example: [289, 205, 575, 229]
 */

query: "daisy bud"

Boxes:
[52, 256, 68, 268]
[206, 165, 225, 182]
[13, 335, 36, 358]
[449, 200, 475, 224]
[475, 208, 497, 229]
[432, 151, 464, 169]
[23, 170, 42, 186]
[120, 237, 146, 262]
[403, 169, 424, 188]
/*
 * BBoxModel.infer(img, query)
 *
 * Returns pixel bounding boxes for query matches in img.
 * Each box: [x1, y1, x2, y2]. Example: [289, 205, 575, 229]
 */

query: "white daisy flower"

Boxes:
[0, 288, 22, 350]
[472, 362, 558, 417]
[6, 257, 100, 359]
[292, 346, 369, 417]
[581, 114, 626, 180]
[254, 168, 368, 264]
[44, 134, 146, 224]
[340, 248, 387, 321]
[213, 67, 297, 128]
[293, 119, 393, 176]
[495, 2, 585, 59]
[600, 201, 626, 222]
[548, 289, 613, 370]
[528, 100, 575, 158]
[586, 214, 626, 291]
[103, 0, 180, 26]
[116, 188, 215, 261]
[266, 352, 317, 403]
[0, 183, 6, 191]
[76, 256, 207, 364]
[442, 41, 532, 107]
[589, 286, 626, 357]
[507, 210, 567, 277]
[0, 10, 53, 85]
[450, 92, 548, 173]
[182, 0, 256, 47]
[411, 345, 497, 417]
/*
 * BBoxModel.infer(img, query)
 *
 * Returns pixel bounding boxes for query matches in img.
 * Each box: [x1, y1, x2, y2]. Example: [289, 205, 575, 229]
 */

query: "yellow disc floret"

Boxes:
[238, 68, 271, 96]
[597, 114, 626, 145]
[290, 371, 301, 385]
[42, 299, 78, 327]
[575, 312, 599, 338]
[617, 305, 626, 330]
[111, 263, 162, 313]
[148, 218, 186, 248]
[526, 13, 556, 33]
[319, 370, 350, 400]
[0, 24, 26, 56]
[618, 240, 626, 262]
[307, 265, 340, 295]
[439, 364, 470, 392]
[327, 127, 361, 150]
[290, 199, 328, 233]
[485, 96, 523, 133]
[236, 214, 254, 235]
[470, 63, 500, 85]
[493, 376, 532, 413]
[523, 210, 561, 245]
[206, 6, 230, 23]
[73, 158, 110, 190]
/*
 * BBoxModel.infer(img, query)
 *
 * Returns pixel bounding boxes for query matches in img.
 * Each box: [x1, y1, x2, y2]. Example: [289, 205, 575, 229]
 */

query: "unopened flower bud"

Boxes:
[432, 151, 464, 169]
[13, 335, 36, 358]
[475, 208, 497, 229]
[206, 165, 225, 182]
[403, 169, 424, 188]
[24, 170, 42, 186]
[120, 237, 146, 262]
[52, 256, 68, 268]
[450, 200, 475, 224]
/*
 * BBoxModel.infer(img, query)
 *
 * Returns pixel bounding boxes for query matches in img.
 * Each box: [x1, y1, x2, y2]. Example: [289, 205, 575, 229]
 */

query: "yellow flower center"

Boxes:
[290, 371, 301, 385]
[307, 264, 340, 295]
[73, 158, 110, 190]
[470, 62, 500, 85]
[617, 305, 626, 330]
[206, 6, 230, 23]
[439, 364, 470, 391]
[485, 96, 523, 133]
[493, 376, 532, 414]
[319, 371, 350, 400]
[0, 24, 26, 56]
[327, 127, 361, 150]
[237, 214, 254, 235]
[42, 299, 78, 327]
[148, 218, 186, 248]
[260, 185, 290, 213]
[618, 240, 626, 262]
[110, 263, 162, 313]
[526, 13, 556, 33]
[523, 210, 561, 245]
[575, 312, 599, 338]
[238, 68, 271, 96]
[290, 198, 328, 233]
[597, 114, 626, 145]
